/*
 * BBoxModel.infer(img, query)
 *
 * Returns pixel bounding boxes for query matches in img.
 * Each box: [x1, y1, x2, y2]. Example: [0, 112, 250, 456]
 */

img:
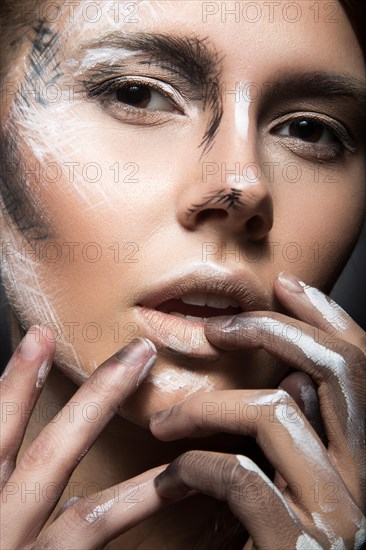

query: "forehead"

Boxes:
[50, 0, 365, 78]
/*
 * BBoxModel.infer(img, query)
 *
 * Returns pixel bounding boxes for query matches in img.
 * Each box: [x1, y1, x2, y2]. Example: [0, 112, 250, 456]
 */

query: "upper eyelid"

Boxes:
[269, 112, 356, 145]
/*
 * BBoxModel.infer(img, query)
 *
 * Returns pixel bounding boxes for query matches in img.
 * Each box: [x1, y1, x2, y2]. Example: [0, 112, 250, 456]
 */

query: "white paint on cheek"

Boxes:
[234, 83, 251, 141]
[147, 367, 214, 396]
[1, 237, 84, 376]
[296, 534, 323, 549]
[299, 282, 349, 332]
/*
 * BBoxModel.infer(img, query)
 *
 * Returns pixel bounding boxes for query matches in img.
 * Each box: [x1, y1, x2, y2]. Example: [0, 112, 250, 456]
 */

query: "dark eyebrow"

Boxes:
[260, 71, 366, 110]
[79, 31, 224, 152]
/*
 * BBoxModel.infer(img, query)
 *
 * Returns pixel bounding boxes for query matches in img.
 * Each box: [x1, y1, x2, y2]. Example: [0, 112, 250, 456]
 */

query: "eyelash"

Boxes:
[270, 112, 357, 162]
[85, 76, 358, 162]
[85, 76, 185, 123]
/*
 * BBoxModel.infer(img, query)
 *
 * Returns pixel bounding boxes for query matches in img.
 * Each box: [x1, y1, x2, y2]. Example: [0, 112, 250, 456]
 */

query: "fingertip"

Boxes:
[276, 272, 304, 293]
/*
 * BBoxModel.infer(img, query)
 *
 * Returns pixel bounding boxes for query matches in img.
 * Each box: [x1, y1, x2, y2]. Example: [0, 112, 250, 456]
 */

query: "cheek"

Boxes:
[271, 157, 366, 288]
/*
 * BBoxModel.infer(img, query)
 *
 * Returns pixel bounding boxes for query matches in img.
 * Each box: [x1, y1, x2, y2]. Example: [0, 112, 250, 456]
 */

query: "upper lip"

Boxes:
[136, 264, 271, 313]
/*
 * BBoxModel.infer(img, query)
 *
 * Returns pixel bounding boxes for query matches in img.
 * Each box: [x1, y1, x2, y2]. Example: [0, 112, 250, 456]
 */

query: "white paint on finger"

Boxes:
[251, 317, 364, 447]
[299, 283, 349, 332]
[300, 384, 318, 418]
[236, 455, 299, 523]
[354, 515, 366, 550]
[296, 534, 323, 549]
[36, 358, 50, 388]
[312, 512, 345, 550]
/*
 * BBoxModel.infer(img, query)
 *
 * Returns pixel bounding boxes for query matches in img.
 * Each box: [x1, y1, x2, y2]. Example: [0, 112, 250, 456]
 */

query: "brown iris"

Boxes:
[289, 119, 325, 143]
[116, 85, 152, 108]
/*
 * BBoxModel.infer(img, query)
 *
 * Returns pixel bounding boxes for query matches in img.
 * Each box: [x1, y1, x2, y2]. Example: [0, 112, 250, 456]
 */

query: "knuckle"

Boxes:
[67, 495, 109, 531]
[18, 430, 57, 471]
[87, 370, 115, 403]
[173, 450, 203, 474]
[273, 389, 297, 408]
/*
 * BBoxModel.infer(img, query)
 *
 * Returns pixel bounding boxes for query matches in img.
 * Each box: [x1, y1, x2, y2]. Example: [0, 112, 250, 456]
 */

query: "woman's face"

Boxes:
[1, 0, 365, 426]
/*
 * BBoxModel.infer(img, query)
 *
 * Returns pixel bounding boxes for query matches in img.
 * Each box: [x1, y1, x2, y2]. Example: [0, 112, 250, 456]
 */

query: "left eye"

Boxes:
[115, 84, 177, 112]
[275, 118, 338, 144]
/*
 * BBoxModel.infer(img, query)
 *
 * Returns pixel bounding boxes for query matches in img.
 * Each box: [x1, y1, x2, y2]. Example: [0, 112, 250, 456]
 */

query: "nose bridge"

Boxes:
[176, 87, 273, 240]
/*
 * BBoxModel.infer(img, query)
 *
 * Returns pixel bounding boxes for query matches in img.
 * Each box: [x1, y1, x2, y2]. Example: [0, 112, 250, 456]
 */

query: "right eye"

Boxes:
[115, 83, 178, 112]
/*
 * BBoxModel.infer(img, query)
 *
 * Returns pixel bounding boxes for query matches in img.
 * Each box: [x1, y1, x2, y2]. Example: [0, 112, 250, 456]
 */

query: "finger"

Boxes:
[204, 312, 365, 460]
[275, 272, 366, 353]
[36, 465, 174, 550]
[1, 337, 157, 549]
[0, 325, 55, 488]
[273, 373, 324, 503]
[153, 451, 317, 550]
[279, 372, 324, 442]
[150, 389, 351, 513]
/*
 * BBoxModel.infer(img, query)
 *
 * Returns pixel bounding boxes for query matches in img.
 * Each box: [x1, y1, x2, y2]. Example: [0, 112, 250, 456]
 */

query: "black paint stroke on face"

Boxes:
[20, 19, 62, 108]
[79, 31, 224, 157]
[0, 133, 52, 241]
[0, 19, 61, 241]
[186, 188, 244, 219]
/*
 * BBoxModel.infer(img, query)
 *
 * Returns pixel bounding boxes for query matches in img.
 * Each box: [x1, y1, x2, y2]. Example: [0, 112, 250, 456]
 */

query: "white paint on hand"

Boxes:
[299, 283, 349, 332]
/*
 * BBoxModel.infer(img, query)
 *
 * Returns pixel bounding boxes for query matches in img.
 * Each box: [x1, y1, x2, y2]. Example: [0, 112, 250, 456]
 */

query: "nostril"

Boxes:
[196, 209, 228, 223]
[246, 215, 263, 234]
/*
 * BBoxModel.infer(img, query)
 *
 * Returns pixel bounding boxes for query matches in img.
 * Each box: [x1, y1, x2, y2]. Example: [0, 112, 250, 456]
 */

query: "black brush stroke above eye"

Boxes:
[79, 31, 225, 156]
[19, 18, 62, 109]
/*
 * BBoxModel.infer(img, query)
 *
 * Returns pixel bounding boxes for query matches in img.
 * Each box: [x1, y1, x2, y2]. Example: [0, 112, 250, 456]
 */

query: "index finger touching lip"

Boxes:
[274, 272, 366, 353]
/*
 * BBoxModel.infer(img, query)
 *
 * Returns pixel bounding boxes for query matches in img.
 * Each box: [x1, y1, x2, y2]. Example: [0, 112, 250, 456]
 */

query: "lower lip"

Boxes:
[136, 306, 223, 358]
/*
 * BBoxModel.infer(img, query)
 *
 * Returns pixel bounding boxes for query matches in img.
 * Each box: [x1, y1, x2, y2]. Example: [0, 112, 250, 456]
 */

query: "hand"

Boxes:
[0, 327, 171, 549]
[150, 272, 366, 550]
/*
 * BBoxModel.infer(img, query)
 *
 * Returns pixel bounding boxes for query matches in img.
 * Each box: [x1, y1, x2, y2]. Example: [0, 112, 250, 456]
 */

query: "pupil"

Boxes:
[290, 119, 323, 142]
[116, 85, 151, 108]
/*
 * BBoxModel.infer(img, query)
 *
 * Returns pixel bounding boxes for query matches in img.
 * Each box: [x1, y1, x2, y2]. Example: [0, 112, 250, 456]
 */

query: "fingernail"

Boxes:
[19, 326, 42, 360]
[150, 407, 172, 425]
[277, 272, 305, 293]
[115, 337, 157, 367]
[154, 471, 190, 499]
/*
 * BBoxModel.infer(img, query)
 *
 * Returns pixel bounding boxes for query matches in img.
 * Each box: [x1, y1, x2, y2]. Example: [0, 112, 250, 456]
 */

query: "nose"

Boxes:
[177, 118, 274, 242]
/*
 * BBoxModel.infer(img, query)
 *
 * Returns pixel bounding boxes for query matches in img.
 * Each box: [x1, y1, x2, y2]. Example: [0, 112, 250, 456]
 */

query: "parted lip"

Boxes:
[136, 264, 271, 314]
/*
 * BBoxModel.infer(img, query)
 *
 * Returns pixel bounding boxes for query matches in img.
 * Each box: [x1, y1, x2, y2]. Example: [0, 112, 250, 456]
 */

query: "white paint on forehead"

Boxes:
[76, 47, 143, 72]
[234, 82, 251, 141]
[299, 282, 349, 332]
[146, 367, 214, 396]
[67, 0, 167, 36]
